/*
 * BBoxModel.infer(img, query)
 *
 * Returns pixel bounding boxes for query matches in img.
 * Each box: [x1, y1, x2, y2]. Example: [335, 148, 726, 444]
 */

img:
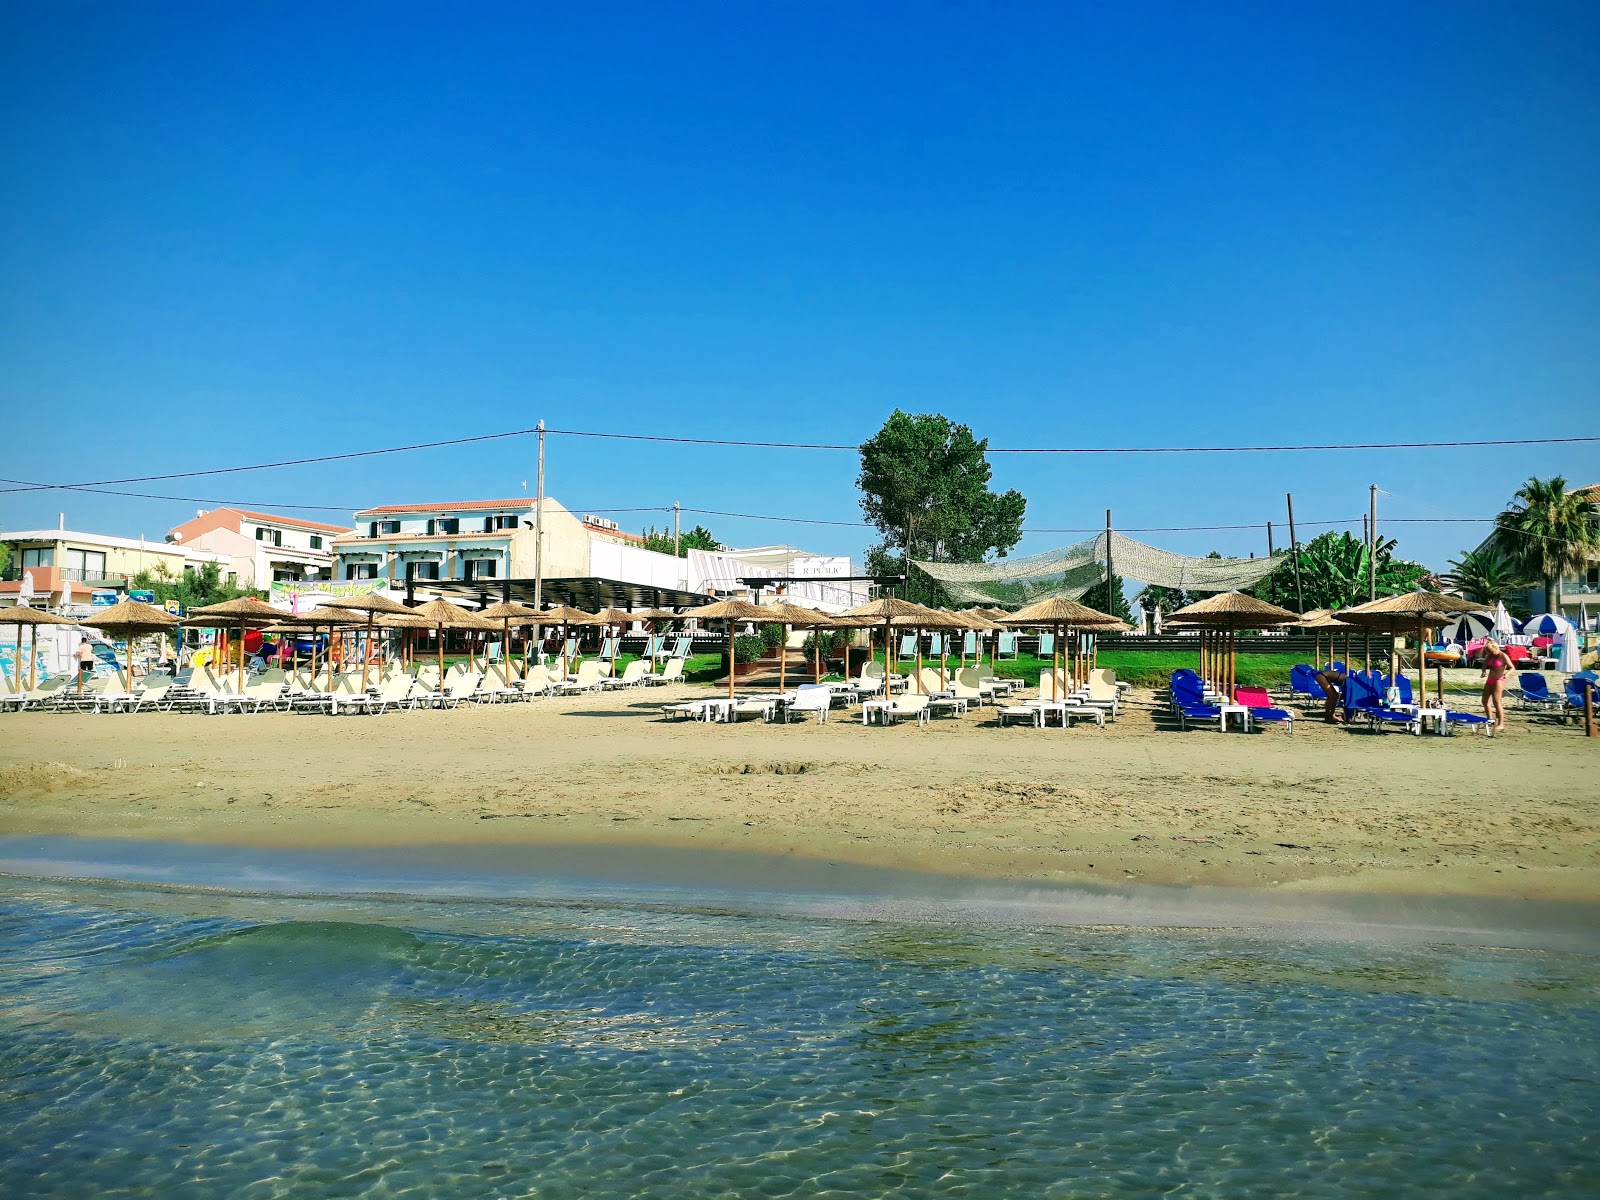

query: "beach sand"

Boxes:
[2, 685, 1595, 901]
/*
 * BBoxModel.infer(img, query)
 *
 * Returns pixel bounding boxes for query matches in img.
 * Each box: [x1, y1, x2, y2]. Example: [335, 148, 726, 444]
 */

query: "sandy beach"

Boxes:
[3, 685, 1595, 902]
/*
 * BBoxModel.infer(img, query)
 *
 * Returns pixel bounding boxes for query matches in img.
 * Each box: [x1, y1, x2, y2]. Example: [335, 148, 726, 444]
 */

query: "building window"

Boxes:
[346, 563, 378, 580]
[438, 518, 460, 536]
[381, 521, 401, 535]
[20, 548, 53, 568]
[63, 549, 108, 581]
[272, 569, 302, 582]
[463, 559, 497, 580]
[1588, 567, 1600, 587]
[412, 562, 440, 580]
[227, 572, 238, 586]
[485, 515, 517, 531]
[255, 528, 282, 546]
[309, 535, 323, 550]
[369, 522, 379, 538]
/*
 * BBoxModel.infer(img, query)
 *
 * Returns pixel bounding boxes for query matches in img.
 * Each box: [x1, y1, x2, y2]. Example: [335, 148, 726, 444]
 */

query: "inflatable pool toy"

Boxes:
[1423, 646, 1463, 665]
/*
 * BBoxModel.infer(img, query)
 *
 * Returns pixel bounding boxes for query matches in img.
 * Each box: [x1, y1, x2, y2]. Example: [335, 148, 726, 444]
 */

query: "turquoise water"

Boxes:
[2, 863, 1599, 1197]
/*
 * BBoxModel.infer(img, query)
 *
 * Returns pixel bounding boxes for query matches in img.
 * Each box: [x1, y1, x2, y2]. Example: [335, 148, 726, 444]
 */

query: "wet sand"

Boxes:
[2, 685, 1595, 901]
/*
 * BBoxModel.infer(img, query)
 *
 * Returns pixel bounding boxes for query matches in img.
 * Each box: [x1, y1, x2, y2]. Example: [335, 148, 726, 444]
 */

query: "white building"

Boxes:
[165, 507, 349, 588]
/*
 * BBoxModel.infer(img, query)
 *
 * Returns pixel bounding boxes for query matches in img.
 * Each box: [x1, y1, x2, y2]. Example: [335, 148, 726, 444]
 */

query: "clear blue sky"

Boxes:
[2, 1, 1596, 576]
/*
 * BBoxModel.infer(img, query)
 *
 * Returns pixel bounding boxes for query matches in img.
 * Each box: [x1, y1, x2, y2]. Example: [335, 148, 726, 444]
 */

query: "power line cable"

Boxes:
[2, 428, 1596, 494]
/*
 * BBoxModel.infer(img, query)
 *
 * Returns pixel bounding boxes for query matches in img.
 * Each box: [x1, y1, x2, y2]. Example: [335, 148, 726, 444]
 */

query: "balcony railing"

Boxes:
[2, 567, 132, 584]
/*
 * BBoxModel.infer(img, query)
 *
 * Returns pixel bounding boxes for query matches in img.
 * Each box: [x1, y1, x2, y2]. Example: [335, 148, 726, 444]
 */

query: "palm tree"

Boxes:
[1442, 547, 1530, 606]
[1491, 477, 1599, 610]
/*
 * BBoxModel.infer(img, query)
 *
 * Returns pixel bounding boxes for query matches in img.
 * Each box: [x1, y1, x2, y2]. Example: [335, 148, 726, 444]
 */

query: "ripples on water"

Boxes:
[2, 877, 1597, 1198]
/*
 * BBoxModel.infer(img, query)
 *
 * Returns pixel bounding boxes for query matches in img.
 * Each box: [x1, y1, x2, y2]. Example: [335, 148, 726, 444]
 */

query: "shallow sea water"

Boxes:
[2, 864, 1598, 1198]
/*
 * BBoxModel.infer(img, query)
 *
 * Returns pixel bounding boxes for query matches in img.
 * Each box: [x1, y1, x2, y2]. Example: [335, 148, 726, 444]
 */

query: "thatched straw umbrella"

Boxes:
[281, 605, 366, 685]
[841, 597, 949, 696]
[186, 597, 283, 695]
[1337, 591, 1480, 707]
[409, 598, 499, 686]
[1166, 592, 1299, 701]
[82, 600, 179, 692]
[322, 591, 416, 692]
[536, 605, 604, 679]
[478, 601, 544, 679]
[1001, 598, 1119, 700]
[1, 605, 74, 691]
[374, 609, 435, 672]
[590, 608, 635, 675]
[680, 598, 772, 699]
[759, 602, 831, 694]
[914, 609, 974, 690]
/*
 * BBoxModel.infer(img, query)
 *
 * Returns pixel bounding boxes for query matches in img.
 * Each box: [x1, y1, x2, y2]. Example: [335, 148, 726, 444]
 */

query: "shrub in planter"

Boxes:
[759, 622, 786, 654]
[733, 633, 768, 664]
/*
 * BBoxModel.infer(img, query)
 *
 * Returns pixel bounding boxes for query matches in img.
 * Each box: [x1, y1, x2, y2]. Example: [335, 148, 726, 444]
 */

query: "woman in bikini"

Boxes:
[1479, 637, 1513, 732]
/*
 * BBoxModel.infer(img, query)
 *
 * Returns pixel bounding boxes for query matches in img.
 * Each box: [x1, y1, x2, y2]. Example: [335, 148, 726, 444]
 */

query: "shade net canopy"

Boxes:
[914, 533, 1284, 606]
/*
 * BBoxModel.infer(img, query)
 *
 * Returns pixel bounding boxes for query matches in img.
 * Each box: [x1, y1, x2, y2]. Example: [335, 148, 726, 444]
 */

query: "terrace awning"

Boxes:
[417, 576, 713, 613]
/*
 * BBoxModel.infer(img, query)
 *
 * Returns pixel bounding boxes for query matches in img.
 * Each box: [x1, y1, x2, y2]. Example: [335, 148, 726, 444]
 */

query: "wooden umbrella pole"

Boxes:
[779, 621, 788, 694]
[29, 624, 37, 690]
[436, 624, 444, 687]
[726, 620, 735, 700]
[124, 638, 133, 692]
[1420, 620, 1433, 704]
[1054, 621, 1062, 700]
[915, 627, 924, 694]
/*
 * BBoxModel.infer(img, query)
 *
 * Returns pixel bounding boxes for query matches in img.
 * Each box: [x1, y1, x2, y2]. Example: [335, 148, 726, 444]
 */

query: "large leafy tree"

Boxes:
[1254, 530, 1428, 612]
[858, 411, 1026, 604]
[1442, 547, 1531, 609]
[1489, 476, 1598, 610]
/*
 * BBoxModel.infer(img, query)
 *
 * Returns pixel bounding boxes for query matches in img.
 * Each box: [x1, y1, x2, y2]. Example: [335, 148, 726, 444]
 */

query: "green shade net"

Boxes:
[915, 533, 1285, 606]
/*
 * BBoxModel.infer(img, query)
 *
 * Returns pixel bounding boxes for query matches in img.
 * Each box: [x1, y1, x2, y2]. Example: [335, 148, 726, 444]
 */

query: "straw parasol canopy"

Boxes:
[185, 597, 291, 692]
[1297, 608, 1353, 630]
[317, 590, 417, 688]
[408, 598, 499, 684]
[0, 606, 76, 688]
[757, 602, 836, 692]
[1336, 591, 1481, 706]
[1165, 592, 1299, 701]
[477, 601, 544, 676]
[838, 597, 958, 694]
[1165, 592, 1299, 627]
[633, 607, 681, 622]
[82, 600, 180, 691]
[1000, 598, 1121, 699]
[530, 605, 605, 676]
[681, 599, 774, 698]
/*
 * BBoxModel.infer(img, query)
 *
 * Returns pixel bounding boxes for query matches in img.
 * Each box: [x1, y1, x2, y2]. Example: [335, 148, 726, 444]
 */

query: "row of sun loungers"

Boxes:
[2, 656, 692, 716]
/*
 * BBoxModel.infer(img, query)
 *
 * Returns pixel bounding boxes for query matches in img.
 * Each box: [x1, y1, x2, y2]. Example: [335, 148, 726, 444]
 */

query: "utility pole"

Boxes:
[532, 421, 545, 649]
[1368, 484, 1378, 601]
[1104, 509, 1114, 614]
[673, 501, 681, 557]
[1266, 521, 1274, 557]
[1285, 492, 1304, 613]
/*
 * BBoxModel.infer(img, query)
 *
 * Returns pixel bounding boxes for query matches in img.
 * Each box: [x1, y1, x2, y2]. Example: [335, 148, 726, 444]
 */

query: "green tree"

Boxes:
[129, 561, 255, 610]
[641, 523, 720, 558]
[1489, 476, 1599, 610]
[1442, 547, 1531, 608]
[0, 542, 10, 579]
[858, 411, 1026, 605]
[1254, 530, 1428, 612]
[1081, 574, 1133, 622]
[1134, 583, 1191, 615]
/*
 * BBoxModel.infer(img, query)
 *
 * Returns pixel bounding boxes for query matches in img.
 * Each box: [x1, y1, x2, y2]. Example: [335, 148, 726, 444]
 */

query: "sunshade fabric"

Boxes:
[914, 532, 1284, 605]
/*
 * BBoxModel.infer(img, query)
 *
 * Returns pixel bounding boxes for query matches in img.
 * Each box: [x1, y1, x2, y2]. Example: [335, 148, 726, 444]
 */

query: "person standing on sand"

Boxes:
[75, 636, 96, 693]
[1479, 637, 1513, 732]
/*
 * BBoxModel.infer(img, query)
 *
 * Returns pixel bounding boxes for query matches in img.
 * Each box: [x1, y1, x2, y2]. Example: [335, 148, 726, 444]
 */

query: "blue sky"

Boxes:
[2, 1, 1596, 575]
